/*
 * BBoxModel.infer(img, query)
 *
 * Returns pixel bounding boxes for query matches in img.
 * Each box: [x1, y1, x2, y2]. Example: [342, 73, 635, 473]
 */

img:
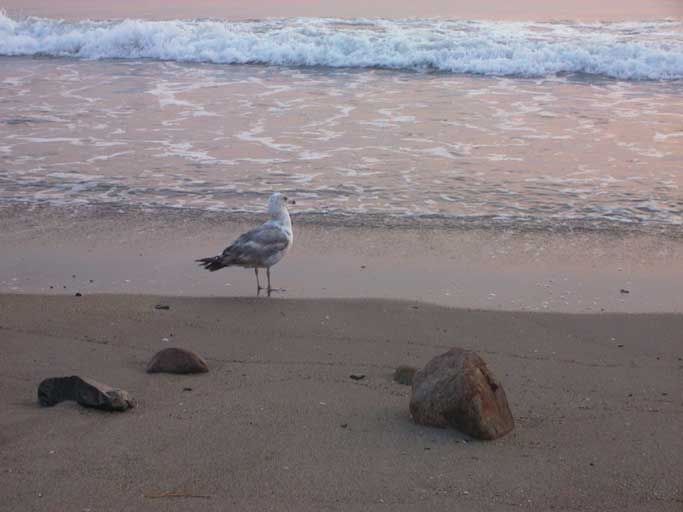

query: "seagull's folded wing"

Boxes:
[222, 225, 290, 266]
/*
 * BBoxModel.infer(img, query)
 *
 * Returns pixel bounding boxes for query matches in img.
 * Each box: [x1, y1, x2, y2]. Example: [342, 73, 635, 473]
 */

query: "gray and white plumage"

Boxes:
[196, 192, 295, 292]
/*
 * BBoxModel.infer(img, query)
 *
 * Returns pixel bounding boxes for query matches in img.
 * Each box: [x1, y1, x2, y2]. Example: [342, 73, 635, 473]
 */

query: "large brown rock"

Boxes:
[38, 376, 135, 411]
[409, 348, 514, 440]
[146, 347, 209, 374]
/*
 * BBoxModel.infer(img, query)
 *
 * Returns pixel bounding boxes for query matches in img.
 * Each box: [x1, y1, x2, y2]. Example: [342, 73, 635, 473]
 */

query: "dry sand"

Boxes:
[1, 294, 682, 511]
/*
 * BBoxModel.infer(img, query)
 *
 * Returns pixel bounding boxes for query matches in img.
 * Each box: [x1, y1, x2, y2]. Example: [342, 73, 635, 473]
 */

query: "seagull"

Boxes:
[196, 192, 295, 294]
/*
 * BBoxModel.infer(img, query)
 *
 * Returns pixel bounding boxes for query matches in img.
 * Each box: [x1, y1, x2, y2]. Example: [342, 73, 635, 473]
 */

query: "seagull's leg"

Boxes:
[254, 268, 263, 292]
[266, 267, 286, 295]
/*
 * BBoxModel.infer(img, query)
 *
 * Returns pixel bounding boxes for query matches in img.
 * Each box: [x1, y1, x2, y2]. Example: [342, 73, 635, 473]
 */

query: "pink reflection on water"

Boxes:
[3, 0, 682, 20]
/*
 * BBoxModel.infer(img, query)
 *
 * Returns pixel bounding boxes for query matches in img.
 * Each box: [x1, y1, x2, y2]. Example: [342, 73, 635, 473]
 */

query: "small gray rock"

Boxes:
[146, 347, 209, 374]
[38, 376, 135, 412]
[409, 348, 514, 440]
[393, 365, 417, 385]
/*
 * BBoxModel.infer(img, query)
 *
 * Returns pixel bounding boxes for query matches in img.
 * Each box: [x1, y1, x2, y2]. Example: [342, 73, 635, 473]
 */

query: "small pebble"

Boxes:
[340, 423, 348, 429]
[620, 289, 630, 294]
[349, 374, 365, 381]
[183, 387, 193, 392]
[74, 292, 82, 297]
[155, 304, 170, 310]
[393, 365, 417, 385]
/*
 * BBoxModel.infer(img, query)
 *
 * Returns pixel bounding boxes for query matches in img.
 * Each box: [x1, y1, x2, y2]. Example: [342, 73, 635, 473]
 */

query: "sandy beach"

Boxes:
[1, 293, 682, 511]
[1, 205, 682, 511]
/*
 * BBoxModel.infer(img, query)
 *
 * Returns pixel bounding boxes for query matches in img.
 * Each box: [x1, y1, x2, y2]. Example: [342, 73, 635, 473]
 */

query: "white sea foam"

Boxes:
[0, 14, 682, 80]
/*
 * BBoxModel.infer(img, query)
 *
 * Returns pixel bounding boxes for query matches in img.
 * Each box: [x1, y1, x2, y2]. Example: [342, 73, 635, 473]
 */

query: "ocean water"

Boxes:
[1, 13, 682, 230]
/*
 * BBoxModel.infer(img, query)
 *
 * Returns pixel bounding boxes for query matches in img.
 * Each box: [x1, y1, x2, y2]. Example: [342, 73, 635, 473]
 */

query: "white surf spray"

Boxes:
[0, 14, 682, 80]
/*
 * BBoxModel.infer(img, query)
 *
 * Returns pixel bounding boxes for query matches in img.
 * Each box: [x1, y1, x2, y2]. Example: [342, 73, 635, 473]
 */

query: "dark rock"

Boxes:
[146, 347, 209, 374]
[74, 292, 82, 297]
[154, 304, 170, 310]
[393, 365, 417, 385]
[340, 423, 348, 428]
[38, 376, 134, 411]
[409, 348, 514, 440]
[349, 374, 365, 381]
[182, 387, 193, 392]
[620, 289, 630, 294]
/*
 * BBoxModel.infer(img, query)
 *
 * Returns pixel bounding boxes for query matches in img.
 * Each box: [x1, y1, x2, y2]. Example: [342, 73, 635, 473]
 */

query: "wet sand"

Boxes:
[1, 292, 682, 511]
[1, 204, 683, 313]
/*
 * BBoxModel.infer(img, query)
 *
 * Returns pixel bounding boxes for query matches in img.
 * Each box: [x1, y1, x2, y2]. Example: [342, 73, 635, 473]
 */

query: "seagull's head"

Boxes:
[268, 192, 296, 216]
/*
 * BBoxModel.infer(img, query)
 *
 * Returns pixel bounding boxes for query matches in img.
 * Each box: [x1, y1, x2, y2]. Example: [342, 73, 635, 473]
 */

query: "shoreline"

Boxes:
[3, 201, 683, 239]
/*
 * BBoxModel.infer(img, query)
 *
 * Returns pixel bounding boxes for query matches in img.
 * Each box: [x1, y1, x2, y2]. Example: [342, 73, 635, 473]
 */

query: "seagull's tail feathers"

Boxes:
[196, 255, 229, 272]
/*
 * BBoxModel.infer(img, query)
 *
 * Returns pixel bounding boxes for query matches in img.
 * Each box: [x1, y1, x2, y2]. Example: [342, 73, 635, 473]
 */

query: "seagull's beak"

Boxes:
[287, 199, 296, 205]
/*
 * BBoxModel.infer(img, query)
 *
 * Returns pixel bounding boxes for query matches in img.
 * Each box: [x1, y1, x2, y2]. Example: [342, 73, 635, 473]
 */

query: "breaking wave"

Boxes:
[1, 13, 682, 79]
